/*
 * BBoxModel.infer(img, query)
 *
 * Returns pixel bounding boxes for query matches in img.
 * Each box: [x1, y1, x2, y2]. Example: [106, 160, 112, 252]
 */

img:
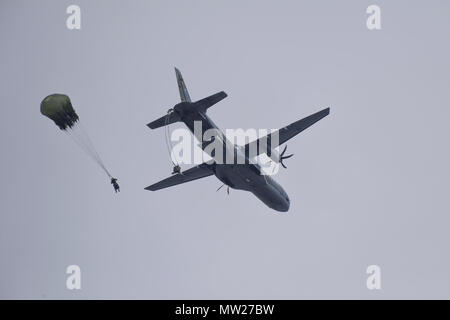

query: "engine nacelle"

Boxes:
[271, 145, 293, 169]
[268, 148, 281, 163]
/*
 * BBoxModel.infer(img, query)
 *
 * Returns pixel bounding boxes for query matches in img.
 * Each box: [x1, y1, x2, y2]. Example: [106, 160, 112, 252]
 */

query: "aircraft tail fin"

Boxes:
[148, 68, 227, 129]
[175, 67, 191, 102]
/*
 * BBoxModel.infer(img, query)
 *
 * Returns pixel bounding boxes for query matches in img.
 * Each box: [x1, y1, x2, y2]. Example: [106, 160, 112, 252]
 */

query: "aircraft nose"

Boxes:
[274, 197, 290, 212]
[279, 201, 290, 212]
[280, 191, 290, 212]
[269, 186, 290, 212]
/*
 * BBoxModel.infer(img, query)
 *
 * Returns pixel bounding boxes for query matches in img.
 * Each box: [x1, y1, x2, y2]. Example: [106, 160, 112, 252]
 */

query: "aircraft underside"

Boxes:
[145, 67, 329, 212]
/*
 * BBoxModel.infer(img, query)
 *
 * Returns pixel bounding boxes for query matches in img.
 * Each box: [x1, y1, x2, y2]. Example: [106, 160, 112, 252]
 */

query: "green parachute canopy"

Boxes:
[41, 94, 79, 130]
[40, 94, 113, 179]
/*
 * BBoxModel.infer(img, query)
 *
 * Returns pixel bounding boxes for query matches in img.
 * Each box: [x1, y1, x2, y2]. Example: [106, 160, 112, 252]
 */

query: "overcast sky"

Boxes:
[1, 0, 450, 299]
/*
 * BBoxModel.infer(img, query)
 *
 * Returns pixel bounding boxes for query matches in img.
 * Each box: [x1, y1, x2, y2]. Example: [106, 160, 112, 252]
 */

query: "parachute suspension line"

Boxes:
[64, 129, 93, 162]
[74, 126, 112, 178]
[164, 109, 179, 168]
[75, 122, 103, 164]
[76, 121, 112, 177]
[64, 127, 102, 172]
[64, 127, 96, 163]
[64, 124, 112, 178]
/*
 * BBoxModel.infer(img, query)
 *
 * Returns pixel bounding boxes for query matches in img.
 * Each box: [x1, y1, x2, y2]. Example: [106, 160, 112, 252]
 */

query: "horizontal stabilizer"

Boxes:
[195, 91, 227, 113]
[145, 163, 214, 191]
[147, 111, 181, 129]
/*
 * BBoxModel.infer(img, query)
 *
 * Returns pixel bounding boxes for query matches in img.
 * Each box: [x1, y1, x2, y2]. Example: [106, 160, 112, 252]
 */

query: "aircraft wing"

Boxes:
[244, 108, 330, 156]
[145, 163, 214, 191]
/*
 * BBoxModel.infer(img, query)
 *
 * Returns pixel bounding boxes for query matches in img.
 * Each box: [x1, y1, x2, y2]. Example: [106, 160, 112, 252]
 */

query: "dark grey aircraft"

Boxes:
[145, 68, 329, 212]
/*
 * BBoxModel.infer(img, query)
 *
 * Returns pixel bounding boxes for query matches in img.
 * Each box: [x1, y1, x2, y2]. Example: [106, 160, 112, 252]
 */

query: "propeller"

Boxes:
[216, 184, 230, 195]
[279, 145, 294, 169]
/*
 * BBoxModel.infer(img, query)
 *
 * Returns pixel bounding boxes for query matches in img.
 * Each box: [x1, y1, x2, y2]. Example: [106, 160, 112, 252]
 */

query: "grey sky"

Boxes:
[1, 0, 450, 299]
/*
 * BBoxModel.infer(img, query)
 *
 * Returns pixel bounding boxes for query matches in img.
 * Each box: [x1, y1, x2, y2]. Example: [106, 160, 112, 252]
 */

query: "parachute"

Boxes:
[40, 94, 79, 130]
[41, 94, 113, 179]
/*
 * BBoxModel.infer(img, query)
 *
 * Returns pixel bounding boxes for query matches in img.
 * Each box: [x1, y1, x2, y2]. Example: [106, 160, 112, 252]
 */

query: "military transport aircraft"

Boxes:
[145, 68, 329, 212]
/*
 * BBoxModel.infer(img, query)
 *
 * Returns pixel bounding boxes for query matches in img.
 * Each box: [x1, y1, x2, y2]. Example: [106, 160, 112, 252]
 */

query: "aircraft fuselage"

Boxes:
[173, 102, 290, 212]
